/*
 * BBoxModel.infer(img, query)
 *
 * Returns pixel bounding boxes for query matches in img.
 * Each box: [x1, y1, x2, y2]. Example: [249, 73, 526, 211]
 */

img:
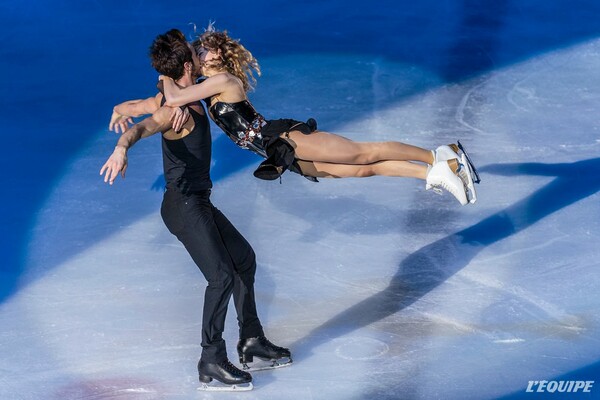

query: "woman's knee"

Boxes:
[355, 165, 376, 177]
[352, 143, 380, 164]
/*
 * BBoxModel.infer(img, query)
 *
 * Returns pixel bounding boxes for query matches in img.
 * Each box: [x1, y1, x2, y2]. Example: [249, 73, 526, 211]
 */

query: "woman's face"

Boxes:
[198, 47, 220, 74]
[188, 43, 202, 77]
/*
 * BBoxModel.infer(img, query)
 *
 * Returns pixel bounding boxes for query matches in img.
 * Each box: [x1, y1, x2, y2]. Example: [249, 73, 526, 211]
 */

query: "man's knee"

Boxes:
[236, 248, 257, 275]
[206, 268, 235, 290]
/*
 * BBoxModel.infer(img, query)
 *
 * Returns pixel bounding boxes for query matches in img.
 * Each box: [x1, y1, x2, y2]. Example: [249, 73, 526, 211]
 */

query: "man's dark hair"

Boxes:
[149, 29, 192, 80]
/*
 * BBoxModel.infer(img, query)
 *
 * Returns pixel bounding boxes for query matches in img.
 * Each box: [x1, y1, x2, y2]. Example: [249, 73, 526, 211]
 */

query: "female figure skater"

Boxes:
[158, 26, 476, 205]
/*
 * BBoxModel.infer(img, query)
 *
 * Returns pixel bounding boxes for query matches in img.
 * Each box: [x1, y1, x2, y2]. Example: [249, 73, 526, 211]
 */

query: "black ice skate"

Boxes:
[197, 359, 253, 391]
[237, 336, 293, 371]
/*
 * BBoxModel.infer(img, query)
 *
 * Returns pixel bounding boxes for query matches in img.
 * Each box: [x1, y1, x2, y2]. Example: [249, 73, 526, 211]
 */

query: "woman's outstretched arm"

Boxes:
[161, 73, 232, 106]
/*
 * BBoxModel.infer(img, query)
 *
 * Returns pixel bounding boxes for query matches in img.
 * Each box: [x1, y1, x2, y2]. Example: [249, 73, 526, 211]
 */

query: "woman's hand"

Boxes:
[170, 106, 190, 133]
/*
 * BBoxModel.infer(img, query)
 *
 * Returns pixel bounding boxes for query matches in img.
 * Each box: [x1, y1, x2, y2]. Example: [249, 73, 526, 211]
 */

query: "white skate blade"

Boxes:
[242, 357, 293, 372]
[460, 153, 477, 204]
[197, 381, 253, 392]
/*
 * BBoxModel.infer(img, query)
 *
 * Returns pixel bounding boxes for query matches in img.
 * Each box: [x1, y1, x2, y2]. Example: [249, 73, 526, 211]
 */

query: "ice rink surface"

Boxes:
[1, 1, 600, 399]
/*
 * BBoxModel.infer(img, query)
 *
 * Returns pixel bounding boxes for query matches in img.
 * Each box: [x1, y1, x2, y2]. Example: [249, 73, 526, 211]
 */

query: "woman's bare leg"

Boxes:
[296, 160, 428, 179]
[284, 130, 434, 165]
[294, 159, 468, 205]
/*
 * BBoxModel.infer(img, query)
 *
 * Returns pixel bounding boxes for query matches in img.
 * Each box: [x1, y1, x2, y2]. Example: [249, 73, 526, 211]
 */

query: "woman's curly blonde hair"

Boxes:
[192, 27, 261, 92]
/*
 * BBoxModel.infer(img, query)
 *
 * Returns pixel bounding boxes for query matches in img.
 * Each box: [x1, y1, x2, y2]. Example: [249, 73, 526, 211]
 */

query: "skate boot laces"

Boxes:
[220, 360, 242, 374]
[259, 336, 286, 352]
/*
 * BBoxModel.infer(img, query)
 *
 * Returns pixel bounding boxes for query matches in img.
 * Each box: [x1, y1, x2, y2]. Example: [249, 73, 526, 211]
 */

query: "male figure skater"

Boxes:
[100, 29, 290, 391]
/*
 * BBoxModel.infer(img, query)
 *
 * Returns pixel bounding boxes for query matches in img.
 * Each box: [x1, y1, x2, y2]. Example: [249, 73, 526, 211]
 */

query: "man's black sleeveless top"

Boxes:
[162, 102, 212, 193]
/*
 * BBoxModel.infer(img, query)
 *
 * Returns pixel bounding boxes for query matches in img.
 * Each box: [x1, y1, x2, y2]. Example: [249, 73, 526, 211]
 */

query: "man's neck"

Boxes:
[175, 74, 194, 88]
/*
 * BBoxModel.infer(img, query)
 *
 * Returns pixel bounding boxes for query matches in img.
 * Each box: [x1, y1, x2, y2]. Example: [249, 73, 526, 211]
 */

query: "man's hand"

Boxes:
[109, 110, 134, 134]
[170, 106, 190, 132]
[100, 145, 128, 185]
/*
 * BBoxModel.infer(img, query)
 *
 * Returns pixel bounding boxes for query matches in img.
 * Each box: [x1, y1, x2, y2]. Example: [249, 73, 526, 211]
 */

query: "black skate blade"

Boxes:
[457, 140, 481, 184]
[197, 381, 253, 392]
[242, 357, 293, 372]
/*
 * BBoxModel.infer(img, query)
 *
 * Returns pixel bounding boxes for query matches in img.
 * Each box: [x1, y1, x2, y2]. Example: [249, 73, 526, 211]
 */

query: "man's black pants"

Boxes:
[161, 189, 264, 363]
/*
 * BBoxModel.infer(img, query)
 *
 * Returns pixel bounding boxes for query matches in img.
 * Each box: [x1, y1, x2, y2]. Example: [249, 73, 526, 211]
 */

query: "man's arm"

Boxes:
[100, 106, 173, 185]
[114, 94, 162, 117]
[109, 94, 163, 134]
[110, 92, 190, 134]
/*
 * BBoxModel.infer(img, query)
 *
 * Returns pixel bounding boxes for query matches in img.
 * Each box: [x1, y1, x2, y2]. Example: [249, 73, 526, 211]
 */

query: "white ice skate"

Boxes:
[433, 144, 477, 203]
[433, 143, 461, 163]
[427, 142, 480, 204]
[426, 159, 469, 206]
[426, 144, 461, 191]
[431, 142, 481, 180]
